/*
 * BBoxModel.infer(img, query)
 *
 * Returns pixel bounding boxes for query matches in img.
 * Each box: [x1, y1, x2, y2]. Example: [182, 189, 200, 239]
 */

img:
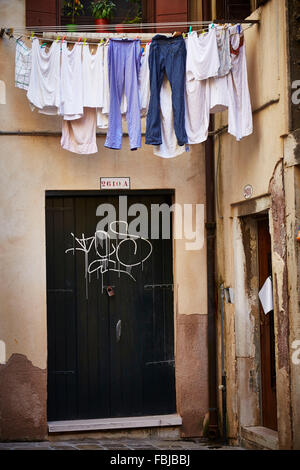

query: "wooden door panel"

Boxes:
[46, 197, 77, 420]
[46, 193, 176, 421]
[257, 218, 277, 431]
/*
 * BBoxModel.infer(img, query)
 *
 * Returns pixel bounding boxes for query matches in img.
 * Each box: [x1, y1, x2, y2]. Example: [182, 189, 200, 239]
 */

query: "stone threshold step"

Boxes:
[241, 426, 279, 450]
[48, 414, 182, 433]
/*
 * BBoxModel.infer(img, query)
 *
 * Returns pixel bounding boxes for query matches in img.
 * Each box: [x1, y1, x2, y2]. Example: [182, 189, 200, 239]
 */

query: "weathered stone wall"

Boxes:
[215, 0, 295, 449]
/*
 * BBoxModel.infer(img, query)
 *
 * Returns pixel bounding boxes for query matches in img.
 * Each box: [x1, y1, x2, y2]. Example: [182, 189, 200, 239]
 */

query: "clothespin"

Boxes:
[237, 24, 241, 35]
[182, 33, 186, 39]
[41, 42, 47, 48]
[61, 35, 66, 43]
[6, 28, 14, 38]
[210, 22, 215, 30]
[141, 46, 145, 55]
[56, 35, 60, 42]
[189, 26, 192, 35]
[30, 31, 34, 41]
[77, 37, 82, 43]
[83, 38, 87, 46]
[98, 38, 104, 46]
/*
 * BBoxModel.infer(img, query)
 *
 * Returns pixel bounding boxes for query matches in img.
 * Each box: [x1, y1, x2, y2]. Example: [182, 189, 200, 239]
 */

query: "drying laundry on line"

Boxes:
[15, 25, 253, 157]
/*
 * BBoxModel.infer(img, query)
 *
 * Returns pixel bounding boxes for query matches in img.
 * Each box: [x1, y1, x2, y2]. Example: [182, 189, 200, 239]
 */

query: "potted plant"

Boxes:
[63, 0, 85, 32]
[90, 1, 116, 32]
[115, 0, 142, 33]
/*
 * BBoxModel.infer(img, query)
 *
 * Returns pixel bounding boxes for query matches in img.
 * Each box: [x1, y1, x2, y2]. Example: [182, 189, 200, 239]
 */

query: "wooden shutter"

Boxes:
[26, 0, 60, 27]
[155, 0, 188, 32]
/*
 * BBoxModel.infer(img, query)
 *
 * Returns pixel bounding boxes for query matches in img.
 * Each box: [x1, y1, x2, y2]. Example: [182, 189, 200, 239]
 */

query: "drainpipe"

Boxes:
[220, 284, 227, 444]
[202, 0, 219, 440]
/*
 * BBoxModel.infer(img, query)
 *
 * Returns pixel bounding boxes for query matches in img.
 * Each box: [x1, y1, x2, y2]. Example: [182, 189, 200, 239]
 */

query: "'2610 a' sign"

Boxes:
[100, 177, 130, 189]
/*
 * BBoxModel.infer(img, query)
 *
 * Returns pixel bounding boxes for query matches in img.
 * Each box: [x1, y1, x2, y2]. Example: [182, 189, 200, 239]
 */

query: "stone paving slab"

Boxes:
[0, 438, 244, 451]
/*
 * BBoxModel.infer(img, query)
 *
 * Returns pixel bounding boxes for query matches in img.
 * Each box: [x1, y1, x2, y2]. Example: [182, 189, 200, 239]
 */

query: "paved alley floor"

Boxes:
[0, 437, 243, 450]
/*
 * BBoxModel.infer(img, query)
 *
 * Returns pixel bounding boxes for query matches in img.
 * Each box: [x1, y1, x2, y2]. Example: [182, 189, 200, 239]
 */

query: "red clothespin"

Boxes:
[77, 37, 82, 43]
[61, 35, 66, 43]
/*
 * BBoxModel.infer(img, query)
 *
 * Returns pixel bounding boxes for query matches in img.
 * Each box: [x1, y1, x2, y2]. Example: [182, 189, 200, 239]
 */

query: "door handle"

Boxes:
[116, 320, 121, 342]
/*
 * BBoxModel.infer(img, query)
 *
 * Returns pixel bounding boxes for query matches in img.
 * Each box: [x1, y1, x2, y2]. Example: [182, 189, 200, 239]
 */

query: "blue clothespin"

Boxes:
[141, 46, 145, 55]
[237, 24, 241, 35]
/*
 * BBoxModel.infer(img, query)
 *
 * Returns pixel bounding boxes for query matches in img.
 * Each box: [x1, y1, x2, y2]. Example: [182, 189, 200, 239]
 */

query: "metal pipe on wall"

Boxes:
[202, 0, 219, 440]
[220, 284, 227, 444]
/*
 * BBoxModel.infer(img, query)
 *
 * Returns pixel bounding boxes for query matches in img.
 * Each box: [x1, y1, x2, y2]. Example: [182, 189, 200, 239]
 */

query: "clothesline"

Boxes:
[2, 23, 255, 47]
[4, 19, 259, 32]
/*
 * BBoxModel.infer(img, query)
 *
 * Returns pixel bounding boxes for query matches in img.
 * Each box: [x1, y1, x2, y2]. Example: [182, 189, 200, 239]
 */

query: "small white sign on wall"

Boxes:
[259, 276, 274, 315]
[100, 177, 130, 189]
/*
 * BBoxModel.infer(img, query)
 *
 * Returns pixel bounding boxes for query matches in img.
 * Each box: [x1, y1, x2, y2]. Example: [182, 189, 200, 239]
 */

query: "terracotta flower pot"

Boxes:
[95, 18, 109, 33]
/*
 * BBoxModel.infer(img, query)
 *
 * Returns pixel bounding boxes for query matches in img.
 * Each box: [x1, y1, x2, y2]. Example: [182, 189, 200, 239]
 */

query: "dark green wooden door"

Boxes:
[46, 192, 176, 421]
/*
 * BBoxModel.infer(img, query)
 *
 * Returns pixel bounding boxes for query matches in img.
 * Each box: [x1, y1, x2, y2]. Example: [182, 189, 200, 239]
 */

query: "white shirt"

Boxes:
[227, 25, 253, 141]
[82, 44, 104, 108]
[60, 42, 83, 120]
[186, 30, 220, 82]
[27, 38, 61, 115]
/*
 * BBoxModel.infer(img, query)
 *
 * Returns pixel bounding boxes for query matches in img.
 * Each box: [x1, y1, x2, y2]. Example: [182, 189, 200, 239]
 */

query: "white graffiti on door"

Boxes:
[65, 221, 153, 298]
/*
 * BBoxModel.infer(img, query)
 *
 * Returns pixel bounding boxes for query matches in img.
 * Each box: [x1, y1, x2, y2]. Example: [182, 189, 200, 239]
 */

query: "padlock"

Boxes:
[106, 285, 115, 297]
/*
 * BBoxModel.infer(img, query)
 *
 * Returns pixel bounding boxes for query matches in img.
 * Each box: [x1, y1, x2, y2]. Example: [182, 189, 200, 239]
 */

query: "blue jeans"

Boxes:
[145, 35, 188, 147]
[105, 39, 141, 150]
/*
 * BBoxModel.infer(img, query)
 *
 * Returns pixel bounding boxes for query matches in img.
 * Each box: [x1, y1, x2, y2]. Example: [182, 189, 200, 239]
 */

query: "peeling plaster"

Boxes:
[272, 251, 285, 315]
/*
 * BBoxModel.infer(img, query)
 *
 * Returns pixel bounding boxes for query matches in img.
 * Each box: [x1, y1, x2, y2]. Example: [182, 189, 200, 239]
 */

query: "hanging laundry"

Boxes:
[20, 25, 253, 155]
[186, 30, 220, 81]
[185, 77, 210, 144]
[61, 107, 98, 154]
[15, 39, 32, 91]
[27, 38, 61, 115]
[227, 25, 253, 141]
[215, 26, 231, 77]
[184, 33, 212, 144]
[97, 43, 127, 129]
[209, 25, 231, 114]
[139, 43, 150, 118]
[60, 41, 83, 120]
[97, 43, 109, 129]
[104, 39, 141, 151]
[82, 43, 104, 108]
[154, 75, 187, 159]
[139, 43, 186, 158]
[146, 35, 188, 147]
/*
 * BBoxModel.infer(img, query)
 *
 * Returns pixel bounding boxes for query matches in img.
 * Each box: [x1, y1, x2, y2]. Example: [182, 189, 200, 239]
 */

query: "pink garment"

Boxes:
[61, 107, 98, 155]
